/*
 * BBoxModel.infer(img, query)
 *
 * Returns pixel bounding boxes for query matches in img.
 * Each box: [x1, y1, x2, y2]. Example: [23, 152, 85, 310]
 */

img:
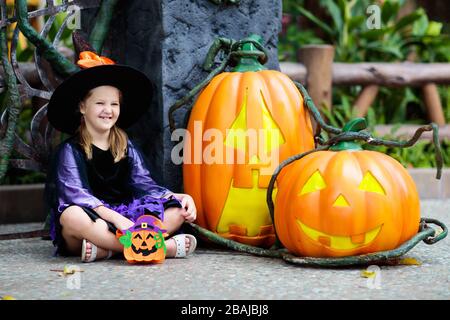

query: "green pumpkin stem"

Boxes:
[232, 34, 267, 72]
[329, 118, 366, 151]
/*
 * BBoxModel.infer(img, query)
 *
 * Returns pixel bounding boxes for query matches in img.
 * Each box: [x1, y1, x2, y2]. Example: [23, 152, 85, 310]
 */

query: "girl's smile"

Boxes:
[80, 85, 121, 134]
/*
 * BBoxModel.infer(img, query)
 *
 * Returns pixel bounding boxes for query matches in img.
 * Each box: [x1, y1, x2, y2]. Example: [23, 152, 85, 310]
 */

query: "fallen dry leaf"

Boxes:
[360, 270, 376, 278]
[50, 266, 84, 276]
[63, 266, 75, 275]
[398, 257, 421, 265]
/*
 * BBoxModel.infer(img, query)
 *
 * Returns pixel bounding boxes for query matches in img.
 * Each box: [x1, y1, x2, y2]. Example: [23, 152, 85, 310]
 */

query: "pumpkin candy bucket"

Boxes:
[116, 215, 168, 264]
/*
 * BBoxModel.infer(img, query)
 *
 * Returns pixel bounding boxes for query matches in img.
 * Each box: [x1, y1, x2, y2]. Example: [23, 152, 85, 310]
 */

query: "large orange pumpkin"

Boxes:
[184, 38, 315, 247]
[274, 121, 420, 257]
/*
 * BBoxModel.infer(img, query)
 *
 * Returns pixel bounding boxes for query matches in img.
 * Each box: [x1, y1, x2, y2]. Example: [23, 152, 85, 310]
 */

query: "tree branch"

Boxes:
[0, 26, 22, 182]
[15, 0, 78, 77]
[89, 0, 119, 53]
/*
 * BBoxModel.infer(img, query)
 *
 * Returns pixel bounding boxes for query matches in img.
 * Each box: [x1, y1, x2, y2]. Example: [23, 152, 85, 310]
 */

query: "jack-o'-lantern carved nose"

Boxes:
[141, 241, 147, 247]
[333, 194, 350, 207]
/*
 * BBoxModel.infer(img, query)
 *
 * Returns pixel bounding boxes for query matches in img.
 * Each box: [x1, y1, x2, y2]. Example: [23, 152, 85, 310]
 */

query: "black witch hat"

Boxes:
[46, 32, 155, 135]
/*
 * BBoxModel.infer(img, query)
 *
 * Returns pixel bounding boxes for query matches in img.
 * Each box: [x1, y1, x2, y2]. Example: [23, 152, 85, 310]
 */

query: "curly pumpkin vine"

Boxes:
[170, 35, 447, 267]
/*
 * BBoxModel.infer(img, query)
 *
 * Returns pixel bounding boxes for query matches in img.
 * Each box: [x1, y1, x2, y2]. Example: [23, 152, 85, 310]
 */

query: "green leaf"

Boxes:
[294, 5, 335, 37]
[321, 107, 339, 128]
[17, 48, 35, 62]
[366, 107, 376, 129]
[336, 0, 347, 16]
[426, 21, 443, 37]
[412, 11, 429, 36]
[404, 87, 420, 104]
[341, 95, 352, 116]
[366, 44, 404, 59]
[154, 231, 167, 254]
[359, 28, 391, 41]
[320, 0, 343, 31]
[381, 0, 400, 24]
[347, 16, 365, 32]
[119, 230, 132, 248]
[394, 9, 424, 33]
[352, 0, 371, 15]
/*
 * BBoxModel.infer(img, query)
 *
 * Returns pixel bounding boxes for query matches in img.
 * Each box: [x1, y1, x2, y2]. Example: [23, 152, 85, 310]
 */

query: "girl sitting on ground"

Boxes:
[45, 56, 197, 262]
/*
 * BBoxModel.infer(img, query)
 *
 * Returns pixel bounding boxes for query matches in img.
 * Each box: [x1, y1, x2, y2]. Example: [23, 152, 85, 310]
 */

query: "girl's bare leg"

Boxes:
[60, 205, 122, 259]
[60, 205, 194, 259]
[163, 207, 186, 234]
[163, 207, 194, 257]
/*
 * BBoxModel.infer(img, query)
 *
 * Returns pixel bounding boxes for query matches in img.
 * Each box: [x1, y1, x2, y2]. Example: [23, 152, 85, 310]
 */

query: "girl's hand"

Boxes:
[114, 214, 135, 230]
[172, 193, 197, 223]
[94, 205, 134, 230]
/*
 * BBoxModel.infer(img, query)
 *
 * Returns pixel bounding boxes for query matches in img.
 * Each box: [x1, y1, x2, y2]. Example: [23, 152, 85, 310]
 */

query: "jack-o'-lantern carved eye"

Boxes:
[299, 170, 327, 195]
[358, 172, 385, 195]
[224, 90, 285, 154]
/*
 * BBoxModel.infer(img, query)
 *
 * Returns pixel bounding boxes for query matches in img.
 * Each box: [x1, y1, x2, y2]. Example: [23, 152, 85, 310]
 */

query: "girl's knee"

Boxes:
[60, 206, 91, 230]
[163, 207, 186, 234]
[94, 218, 109, 232]
[165, 207, 185, 220]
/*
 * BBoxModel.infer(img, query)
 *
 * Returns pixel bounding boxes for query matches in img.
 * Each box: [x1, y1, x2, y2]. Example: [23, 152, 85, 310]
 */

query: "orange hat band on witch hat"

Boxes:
[77, 51, 115, 69]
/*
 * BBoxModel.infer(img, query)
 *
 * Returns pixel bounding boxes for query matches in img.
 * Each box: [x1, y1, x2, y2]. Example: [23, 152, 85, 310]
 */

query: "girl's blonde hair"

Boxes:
[77, 87, 128, 162]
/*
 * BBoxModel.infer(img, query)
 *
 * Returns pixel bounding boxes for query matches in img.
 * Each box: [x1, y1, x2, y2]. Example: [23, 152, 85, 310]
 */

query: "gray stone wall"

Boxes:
[82, 0, 282, 192]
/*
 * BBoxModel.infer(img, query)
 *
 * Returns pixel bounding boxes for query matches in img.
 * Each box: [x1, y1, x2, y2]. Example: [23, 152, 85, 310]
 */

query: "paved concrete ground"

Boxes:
[0, 200, 448, 300]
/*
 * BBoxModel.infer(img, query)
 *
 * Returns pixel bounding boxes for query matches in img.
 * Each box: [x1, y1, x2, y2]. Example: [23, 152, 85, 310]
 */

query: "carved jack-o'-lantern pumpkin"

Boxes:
[184, 36, 315, 247]
[274, 120, 420, 257]
[116, 215, 168, 264]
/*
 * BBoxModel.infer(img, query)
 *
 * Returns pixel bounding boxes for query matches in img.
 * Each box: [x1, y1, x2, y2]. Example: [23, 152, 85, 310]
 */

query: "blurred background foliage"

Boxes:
[2, 0, 449, 184]
[280, 0, 449, 168]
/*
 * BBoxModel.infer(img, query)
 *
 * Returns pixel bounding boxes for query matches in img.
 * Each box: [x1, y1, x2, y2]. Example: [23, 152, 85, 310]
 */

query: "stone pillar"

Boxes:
[82, 0, 282, 191]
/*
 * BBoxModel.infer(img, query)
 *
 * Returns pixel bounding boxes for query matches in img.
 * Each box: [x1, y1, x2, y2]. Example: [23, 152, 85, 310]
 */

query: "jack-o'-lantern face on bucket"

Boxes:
[274, 150, 421, 258]
[131, 230, 158, 256]
[117, 215, 168, 264]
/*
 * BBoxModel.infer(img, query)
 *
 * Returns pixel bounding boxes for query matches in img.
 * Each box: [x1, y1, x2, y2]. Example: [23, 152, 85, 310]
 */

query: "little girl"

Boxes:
[45, 60, 197, 262]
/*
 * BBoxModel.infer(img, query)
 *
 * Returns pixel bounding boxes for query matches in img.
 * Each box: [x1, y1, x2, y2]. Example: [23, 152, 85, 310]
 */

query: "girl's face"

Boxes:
[80, 86, 121, 134]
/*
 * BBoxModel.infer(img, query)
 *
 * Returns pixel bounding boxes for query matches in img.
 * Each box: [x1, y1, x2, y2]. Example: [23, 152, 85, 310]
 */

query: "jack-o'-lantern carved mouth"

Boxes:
[296, 220, 383, 250]
[131, 244, 157, 256]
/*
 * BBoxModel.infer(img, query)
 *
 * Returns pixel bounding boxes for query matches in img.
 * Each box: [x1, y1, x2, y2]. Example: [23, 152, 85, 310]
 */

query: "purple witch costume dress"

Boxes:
[44, 135, 181, 255]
